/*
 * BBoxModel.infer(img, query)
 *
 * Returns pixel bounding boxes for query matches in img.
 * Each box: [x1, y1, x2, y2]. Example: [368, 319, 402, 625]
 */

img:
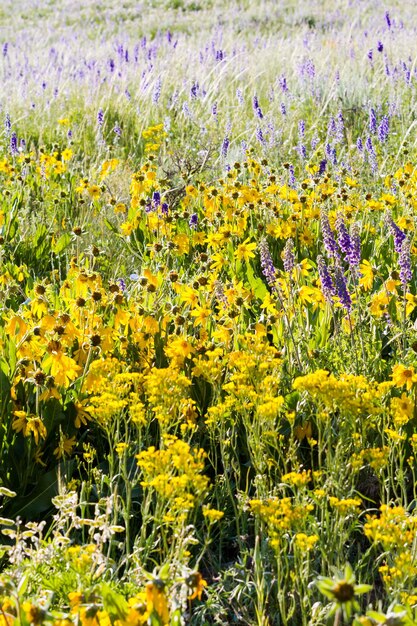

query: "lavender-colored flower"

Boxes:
[113, 123, 122, 137]
[236, 89, 244, 105]
[288, 165, 295, 187]
[378, 116, 389, 143]
[348, 223, 361, 267]
[356, 137, 363, 152]
[4, 113, 11, 136]
[298, 120, 305, 137]
[253, 95, 263, 119]
[221, 136, 230, 158]
[335, 213, 351, 256]
[368, 49, 373, 62]
[326, 143, 337, 165]
[117, 278, 127, 292]
[298, 143, 307, 159]
[369, 108, 377, 134]
[190, 82, 199, 99]
[259, 239, 277, 288]
[319, 159, 327, 176]
[283, 238, 295, 273]
[20, 138, 26, 151]
[334, 265, 352, 311]
[386, 212, 406, 252]
[279, 75, 288, 92]
[256, 127, 265, 145]
[385, 11, 391, 29]
[189, 213, 198, 229]
[327, 116, 337, 138]
[153, 191, 161, 207]
[317, 255, 335, 302]
[377, 41, 384, 52]
[321, 211, 340, 259]
[212, 102, 218, 117]
[161, 202, 169, 215]
[336, 110, 344, 143]
[399, 238, 412, 287]
[365, 136, 377, 171]
[9, 132, 18, 156]
[3, 43, 8, 57]
[97, 108, 104, 127]
[153, 77, 162, 104]
[280, 102, 286, 116]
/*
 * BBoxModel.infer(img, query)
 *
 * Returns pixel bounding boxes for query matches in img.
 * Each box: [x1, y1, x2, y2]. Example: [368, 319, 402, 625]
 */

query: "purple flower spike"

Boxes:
[4, 113, 11, 136]
[253, 95, 263, 119]
[399, 238, 412, 288]
[348, 223, 361, 268]
[321, 211, 340, 260]
[117, 278, 127, 292]
[335, 265, 352, 311]
[369, 108, 377, 134]
[378, 116, 389, 143]
[259, 239, 277, 288]
[189, 213, 198, 229]
[9, 132, 18, 156]
[221, 136, 230, 158]
[283, 238, 295, 273]
[317, 255, 335, 303]
[97, 108, 104, 127]
[335, 213, 351, 257]
[386, 212, 406, 253]
[153, 191, 161, 207]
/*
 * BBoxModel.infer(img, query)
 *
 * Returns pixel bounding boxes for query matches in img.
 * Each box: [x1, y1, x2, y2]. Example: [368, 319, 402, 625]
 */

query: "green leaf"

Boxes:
[104, 218, 119, 234]
[170, 609, 182, 625]
[52, 232, 72, 254]
[159, 563, 170, 580]
[246, 263, 268, 300]
[354, 584, 372, 594]
[101, 582, 129, 619]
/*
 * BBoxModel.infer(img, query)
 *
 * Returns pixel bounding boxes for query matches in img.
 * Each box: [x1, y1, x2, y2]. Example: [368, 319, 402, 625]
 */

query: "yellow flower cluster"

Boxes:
[293, 370, 382, 418]
[249, 497, 314, 551]
[137, 436, 209, 516]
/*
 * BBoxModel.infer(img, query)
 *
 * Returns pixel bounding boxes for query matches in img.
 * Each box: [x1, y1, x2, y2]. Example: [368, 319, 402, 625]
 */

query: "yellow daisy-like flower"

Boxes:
[391, 364, 417, 391]
[234, 238, 257, 263]
[390, 392, 414, 426]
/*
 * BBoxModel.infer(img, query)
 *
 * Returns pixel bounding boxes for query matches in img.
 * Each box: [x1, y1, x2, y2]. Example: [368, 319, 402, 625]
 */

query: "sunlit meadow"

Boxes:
[2, 0, 417, 624]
